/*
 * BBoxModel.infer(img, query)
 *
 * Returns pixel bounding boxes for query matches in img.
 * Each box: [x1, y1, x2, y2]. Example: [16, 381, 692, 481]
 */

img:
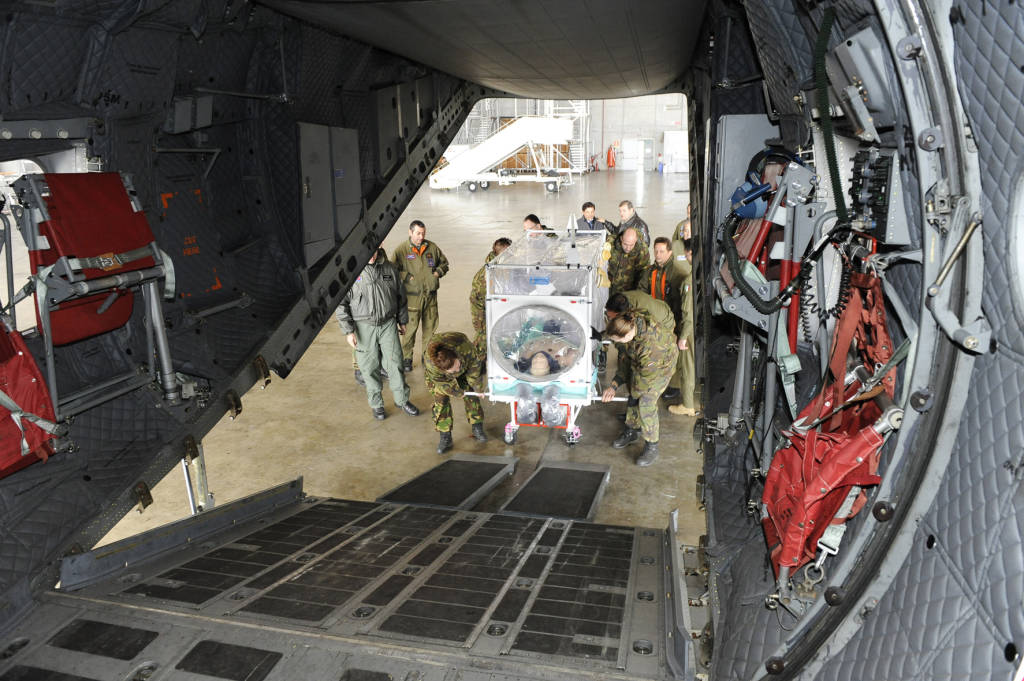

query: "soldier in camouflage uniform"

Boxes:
[640, 237, 685, 399]
[602, 310, 678, 466]
[424, 331, 488, 454]
[605, 227, 649, 296]
[604, 291, 674, 404]
[470, 237, 512, 351]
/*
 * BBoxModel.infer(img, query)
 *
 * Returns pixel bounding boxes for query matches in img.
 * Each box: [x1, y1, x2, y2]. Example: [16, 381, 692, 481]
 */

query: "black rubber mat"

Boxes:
[501, 465, 609, 520]
[48, 619, 158, 660]
[175, 640, 282, 681]
[339, 672, 392, 681]
[378, 456, 516, 508]
[0, 668, 99, 681]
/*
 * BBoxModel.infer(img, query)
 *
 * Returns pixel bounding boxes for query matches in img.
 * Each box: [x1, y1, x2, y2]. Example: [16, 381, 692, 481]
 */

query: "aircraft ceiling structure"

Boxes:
[259, 0, 705, 99]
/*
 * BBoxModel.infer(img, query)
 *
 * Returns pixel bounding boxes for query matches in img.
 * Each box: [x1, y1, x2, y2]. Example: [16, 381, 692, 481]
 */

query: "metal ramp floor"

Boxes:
[0, 480, 697, 681]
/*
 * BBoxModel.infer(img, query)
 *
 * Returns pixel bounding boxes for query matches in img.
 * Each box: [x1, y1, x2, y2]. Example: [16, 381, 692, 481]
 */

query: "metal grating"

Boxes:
[124, 499, 381, 606]
[509, 523, 635, 662]
[377, 515, 544, 643]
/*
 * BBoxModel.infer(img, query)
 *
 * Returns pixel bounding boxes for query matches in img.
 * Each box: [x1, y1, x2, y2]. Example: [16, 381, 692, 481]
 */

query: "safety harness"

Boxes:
[762, 271, 902, 576]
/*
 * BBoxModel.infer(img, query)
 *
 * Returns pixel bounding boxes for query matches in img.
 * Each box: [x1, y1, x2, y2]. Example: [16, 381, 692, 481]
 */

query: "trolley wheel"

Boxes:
[504, 422, 518, 445]
[467, 181, 479, 192]
[479, 181, 490, 190]
[545, 181, 558, 193]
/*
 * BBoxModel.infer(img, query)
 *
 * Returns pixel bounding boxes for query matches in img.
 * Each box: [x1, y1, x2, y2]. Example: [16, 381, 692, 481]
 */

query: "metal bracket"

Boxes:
[132, 481, 153, 513]
[225, 389, 242, 419]
[925, 212, 990, 352]
[181, 437, 215, 514]
[253, 355, 271, 389]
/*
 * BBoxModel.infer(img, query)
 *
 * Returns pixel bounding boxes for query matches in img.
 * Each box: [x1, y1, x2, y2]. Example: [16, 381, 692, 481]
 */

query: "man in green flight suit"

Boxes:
[640, 237, 685, 400]
[336, 248, 420, 420]
[393, 220, 449, 372]
[602, 310, 678, 467]
[669, 237, 696, 417]
[425, 331, 488, 454]
[470, 237, 512, 351]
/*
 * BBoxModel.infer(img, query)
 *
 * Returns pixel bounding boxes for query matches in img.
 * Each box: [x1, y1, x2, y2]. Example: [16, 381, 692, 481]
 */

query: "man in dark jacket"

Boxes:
[616, 200, 651, 245]
[336, 248, 420, 420]
[576, 201, 607, 232]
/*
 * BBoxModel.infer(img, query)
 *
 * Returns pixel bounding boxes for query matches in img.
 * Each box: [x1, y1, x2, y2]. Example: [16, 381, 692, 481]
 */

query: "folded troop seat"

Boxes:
[12, 172, 180, 419]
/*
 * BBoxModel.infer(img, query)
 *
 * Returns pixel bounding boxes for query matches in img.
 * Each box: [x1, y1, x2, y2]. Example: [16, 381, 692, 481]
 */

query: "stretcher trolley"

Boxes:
[476, 223, 613, 445]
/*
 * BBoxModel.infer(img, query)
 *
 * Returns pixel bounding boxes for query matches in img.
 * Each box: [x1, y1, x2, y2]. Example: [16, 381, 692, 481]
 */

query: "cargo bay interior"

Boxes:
[83, 94, 700, 546]
[0, 2, 1017, 681]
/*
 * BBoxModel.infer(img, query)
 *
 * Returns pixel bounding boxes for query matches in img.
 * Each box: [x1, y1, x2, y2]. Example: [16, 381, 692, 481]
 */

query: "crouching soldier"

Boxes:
[336, 248, 420, 420]
[425, 331, 488, 454]
[601, 310, 678, 466]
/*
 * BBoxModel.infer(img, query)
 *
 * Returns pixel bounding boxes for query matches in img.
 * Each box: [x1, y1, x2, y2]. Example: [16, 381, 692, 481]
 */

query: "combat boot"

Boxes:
[437, 431, 453, 454]
[472, 423, 488, 442]
[635, 441, 659, 466]
[612, 427, 639, 449]
[668, 404, 696, 417]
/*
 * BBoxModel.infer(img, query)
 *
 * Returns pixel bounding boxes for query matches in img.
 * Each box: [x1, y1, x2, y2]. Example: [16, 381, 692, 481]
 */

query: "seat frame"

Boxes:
[12, 173, 180, 419]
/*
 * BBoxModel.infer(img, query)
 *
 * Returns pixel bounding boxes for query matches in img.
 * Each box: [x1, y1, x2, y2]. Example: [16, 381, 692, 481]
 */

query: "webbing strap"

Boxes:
[0, 386, 61, 456]
[67, 245, 154, 272]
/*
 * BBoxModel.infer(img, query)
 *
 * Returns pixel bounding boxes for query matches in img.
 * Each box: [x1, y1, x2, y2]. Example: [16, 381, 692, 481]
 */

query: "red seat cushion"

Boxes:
[30, 173, 158, 344]
[0, 330, 56, 479]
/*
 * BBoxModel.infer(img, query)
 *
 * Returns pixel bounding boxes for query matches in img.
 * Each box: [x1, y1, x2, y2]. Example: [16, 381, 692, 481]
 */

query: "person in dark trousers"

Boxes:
[393, 220, 449, 372]
[616, 200, 651, 245]
[576, 201, 607, 232]
[336, 247, 420, 420]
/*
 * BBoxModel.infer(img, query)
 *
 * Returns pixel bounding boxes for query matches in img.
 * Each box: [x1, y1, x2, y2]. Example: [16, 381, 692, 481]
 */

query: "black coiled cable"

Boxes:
[799, 250, 853, 342]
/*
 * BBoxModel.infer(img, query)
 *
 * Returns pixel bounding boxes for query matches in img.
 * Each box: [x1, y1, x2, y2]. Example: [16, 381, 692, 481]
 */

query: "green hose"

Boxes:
[814, 7, 849, 225]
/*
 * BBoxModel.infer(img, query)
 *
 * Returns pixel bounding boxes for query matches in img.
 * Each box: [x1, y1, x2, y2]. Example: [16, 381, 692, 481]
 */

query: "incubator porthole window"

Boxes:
[489, 306, 586, 382]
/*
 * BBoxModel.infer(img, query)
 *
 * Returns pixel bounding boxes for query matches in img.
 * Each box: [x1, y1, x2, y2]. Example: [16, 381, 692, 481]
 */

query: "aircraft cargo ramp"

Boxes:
[0, 479, 707, 681]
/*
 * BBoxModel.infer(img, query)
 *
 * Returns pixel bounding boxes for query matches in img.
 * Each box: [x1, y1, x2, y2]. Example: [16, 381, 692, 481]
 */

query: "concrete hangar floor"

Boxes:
[101, 170, 703, 548]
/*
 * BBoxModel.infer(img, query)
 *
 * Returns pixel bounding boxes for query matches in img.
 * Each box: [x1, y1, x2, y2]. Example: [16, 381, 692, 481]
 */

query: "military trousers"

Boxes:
[425, 375, 483, 433]
[402, 291, 439, 362]
[626, 363, 676, 443]
[353, 319, 410, 408]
